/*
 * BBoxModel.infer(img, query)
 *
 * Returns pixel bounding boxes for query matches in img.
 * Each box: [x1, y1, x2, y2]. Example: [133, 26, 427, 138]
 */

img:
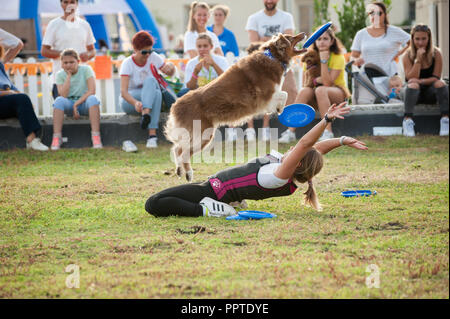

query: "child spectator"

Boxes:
[184, 2, 224, 59]
[51, 49, 102, 150]
[388, 75, 404, 101]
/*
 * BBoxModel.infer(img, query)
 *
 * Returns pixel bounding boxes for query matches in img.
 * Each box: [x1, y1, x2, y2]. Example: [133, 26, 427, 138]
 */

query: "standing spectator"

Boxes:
[207, 5, 239, 57]
[184, 2, 224, 59]
[0, 28, 24, 62]
[245, 0, 297, 142]
[281, 28, 350, 143]
[51, 49, 102, 150]
[41, 0, 96, 99]
[402, 24, 449, 137]
[351, 2, 410, 77]
[119, 31, 175, 149]
[0, 45, 48, 151]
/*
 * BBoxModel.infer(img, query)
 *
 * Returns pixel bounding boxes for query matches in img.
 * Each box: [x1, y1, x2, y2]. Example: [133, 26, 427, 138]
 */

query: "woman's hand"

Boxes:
[354, 57, 365, 67]
[416, 48, 426, 63]
[79, 52, 90, 63]
[73, 104, 80, 119]
[342, 137, 368, 150]
[134, 101, 143, 113]
[319, 51, 330, 61]
[326, 102, 351, 120]
[161, 62, 175, 76]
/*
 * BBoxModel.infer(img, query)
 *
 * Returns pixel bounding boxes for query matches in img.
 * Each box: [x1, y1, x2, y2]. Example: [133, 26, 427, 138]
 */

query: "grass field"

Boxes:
[0, 135, 448, 298]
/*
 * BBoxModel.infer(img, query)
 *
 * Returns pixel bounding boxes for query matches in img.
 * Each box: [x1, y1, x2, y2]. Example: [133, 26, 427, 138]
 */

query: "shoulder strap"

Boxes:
[150, 64, 168, 88]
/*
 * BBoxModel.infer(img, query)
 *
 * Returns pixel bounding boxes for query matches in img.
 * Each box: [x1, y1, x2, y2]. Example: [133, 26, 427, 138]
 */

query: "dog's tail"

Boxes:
[164, 114, 177, 144]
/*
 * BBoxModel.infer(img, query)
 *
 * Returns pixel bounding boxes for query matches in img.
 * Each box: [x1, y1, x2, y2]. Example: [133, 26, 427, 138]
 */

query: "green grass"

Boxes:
[0, 135, 448, 298]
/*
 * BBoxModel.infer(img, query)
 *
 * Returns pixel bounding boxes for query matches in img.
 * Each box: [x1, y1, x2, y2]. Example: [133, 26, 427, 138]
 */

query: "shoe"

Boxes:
[261, 127, 270, 141]
[402, 118, 415, 137]
[244, 128, 256, 142]
[146, 137, 158, 148]
[199, 197, 236, 217]
[122, 140, 138, 152]
[140, 114, 151, 130]
[91, 135, 103, 149]
[439, 117, 449, 136]
[26, 138, 49, 151]
[50, 136, 62, 151]
[278, 129, 296, 144]
[225, 128, 237, 142]
[318, 129, 334, 141]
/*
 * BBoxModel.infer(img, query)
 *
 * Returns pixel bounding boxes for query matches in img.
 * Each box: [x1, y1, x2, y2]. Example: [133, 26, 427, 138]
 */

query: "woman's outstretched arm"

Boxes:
[275, 102, 350, 179]
[314, 136, 368, 155]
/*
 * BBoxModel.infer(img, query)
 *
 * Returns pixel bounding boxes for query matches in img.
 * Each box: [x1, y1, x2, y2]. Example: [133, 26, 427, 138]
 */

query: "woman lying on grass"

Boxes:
[146, 102, 368, 217]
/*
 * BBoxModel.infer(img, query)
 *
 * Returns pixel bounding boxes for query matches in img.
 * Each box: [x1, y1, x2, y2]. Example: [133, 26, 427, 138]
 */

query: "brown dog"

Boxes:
[165, 33, 307, 181]
[301, 49, 321, 88]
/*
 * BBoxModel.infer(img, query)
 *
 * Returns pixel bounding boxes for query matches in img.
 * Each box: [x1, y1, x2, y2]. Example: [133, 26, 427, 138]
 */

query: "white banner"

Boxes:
[0, 0, 20, 20]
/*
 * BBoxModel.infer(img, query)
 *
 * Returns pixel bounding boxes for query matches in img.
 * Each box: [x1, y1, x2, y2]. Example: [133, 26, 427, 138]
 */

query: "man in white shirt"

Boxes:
[0, 28, 24, 62]
[244, 0, 298, 142]
[41, 0, 96, 98]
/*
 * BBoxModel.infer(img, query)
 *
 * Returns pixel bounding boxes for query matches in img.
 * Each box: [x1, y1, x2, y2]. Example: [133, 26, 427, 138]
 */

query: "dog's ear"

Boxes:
[272, 33, 290, 58]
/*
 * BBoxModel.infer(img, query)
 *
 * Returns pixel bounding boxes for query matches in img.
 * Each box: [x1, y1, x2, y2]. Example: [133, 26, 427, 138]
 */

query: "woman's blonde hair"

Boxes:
[0, 45, 4, 60]
[292, 148, 324, 211]
[60, 48, 80, 61]
[187, 1, 210, 32]
[196, 33, 213, 46]
[211, 4, 230, 18]
[406, 24, 436, 66]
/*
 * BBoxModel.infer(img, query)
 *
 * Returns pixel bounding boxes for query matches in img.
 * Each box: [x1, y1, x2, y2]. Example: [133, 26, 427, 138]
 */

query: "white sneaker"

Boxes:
[244, 128, 256, 142]
[199, 197, 236, 217]
[318, 130, 334, 141]
[402, 118, 415, 137]
[261, 127, 270, 141]
[146, 137, 158, 148]
[26, 138, 49, 151]
[439, 117, 449, 136]
[225, 128, 237, 142]
[122, 140, 138, 152]
[278, 129, 296, 144]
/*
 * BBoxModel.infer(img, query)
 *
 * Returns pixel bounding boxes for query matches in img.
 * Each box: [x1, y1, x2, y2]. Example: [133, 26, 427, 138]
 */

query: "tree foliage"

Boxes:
[313, 0, 330, 30]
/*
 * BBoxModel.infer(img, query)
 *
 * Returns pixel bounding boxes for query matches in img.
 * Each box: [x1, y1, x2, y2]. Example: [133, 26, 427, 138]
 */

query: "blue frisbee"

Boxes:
[341, 190, 377, 198]
[238, 210, 277, 219]
[303, 22, 333, 49]
[226, 214, 249, 220]
[278, 103, 316, 128]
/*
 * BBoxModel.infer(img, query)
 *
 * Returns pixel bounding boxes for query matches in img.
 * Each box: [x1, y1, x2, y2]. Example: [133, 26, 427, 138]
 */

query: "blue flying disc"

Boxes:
[303, 22, 333, 49]
[226, 214, 249, 220]
[278, 103, 316, 128]
[341, 190, 377, 198]
[238, 210, 277, 219]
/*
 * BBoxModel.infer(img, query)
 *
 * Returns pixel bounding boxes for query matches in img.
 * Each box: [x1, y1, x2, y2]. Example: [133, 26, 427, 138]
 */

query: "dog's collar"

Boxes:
[264, 49, 288, 75]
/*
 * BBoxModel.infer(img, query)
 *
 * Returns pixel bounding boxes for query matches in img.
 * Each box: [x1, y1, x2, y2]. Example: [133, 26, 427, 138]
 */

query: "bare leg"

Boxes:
[53, 108, 65, 134]
[315, 86, 346, 133]
[88, 105, 101, 132]
[26, 132, 36, 143]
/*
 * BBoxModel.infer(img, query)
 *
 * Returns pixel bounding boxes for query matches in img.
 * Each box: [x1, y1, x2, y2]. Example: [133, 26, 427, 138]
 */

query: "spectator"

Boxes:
[41, 0, 96, 99]
[281, 28, 350, 143]
[119, 31, 175, 149]
[351, 2, 410, 77]
[402, 24, 449, 137]
[245, 0, 297, 142]
[0, 45, 48, 151]
[51, 49, 102, 150]
[184, 2, 224, 59]
[207, 4, 239, 57]
[0, 28, 24, 62]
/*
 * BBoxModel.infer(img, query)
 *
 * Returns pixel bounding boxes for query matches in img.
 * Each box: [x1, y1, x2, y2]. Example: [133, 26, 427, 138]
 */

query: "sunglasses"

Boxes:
[414, 25, 430, 32]
[368, 11, 383, 16]
[140, 49, 153, 55]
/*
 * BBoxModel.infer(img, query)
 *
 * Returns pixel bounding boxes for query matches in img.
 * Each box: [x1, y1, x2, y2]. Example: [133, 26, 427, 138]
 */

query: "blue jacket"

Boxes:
[207, 25, 239, 57]
[0, 62, 18, 91]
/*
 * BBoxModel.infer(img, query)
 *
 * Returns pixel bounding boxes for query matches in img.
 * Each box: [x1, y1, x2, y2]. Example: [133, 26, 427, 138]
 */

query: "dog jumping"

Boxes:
[165, 33, 307, 181]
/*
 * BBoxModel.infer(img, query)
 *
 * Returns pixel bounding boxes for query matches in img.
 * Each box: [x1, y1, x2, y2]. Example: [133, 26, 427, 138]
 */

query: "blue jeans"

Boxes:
[120, 76, 162, 129]
[53, 95, 100, 116]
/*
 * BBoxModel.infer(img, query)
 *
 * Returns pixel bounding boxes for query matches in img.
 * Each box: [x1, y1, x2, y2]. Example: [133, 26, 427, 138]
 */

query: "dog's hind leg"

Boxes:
[172, 145, 184, 178]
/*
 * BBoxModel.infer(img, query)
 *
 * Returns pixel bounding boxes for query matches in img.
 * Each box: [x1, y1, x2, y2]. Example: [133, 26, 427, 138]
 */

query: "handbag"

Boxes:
[150, 64, 177, 110]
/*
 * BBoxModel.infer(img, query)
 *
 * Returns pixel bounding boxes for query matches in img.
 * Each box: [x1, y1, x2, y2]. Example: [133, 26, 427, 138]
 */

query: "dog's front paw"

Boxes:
[176, 166, 183, 178]
[186, 170, 194, 182]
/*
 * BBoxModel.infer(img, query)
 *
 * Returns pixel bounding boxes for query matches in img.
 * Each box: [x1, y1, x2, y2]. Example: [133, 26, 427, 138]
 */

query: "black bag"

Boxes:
[150, 64, 177, 110]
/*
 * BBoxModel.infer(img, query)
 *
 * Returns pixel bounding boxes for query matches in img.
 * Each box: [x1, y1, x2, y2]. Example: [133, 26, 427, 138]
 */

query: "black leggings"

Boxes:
[404, 84, 449, 118]
[145, 181, 217, 217]
[0, 93, 41, 137]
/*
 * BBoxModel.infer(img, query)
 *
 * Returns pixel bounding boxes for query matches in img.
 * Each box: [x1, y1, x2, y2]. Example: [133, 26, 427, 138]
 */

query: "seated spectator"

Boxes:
[280, 28, 349, 143]
[207, 4, 239, 57]
[350, 2, 410, 77]
[184, 2, 224, 59]
[0, 28, 24, 63]
[0, 45, 48, 151]
[119, 31, 175, 149]
[402, 24, 449, 137]
[51, 49, 102, 150]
